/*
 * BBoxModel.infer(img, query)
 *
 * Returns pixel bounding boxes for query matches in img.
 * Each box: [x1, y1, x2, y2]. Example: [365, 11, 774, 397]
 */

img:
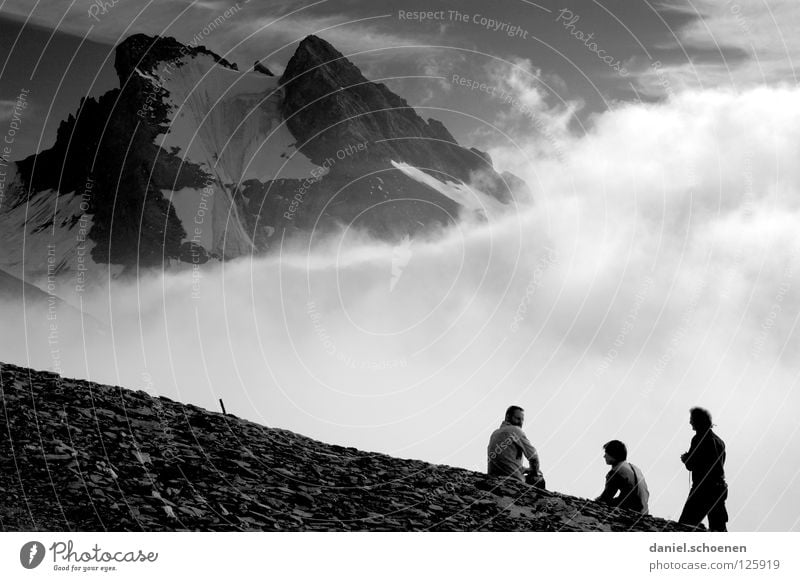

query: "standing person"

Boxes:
[595, 440, 650, 514]
[487, 405, 545, 488]
[678, 407, 729, 531]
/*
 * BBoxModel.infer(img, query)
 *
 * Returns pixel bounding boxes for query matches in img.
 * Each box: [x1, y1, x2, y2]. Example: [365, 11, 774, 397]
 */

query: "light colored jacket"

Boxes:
[487, 421, 540, 481]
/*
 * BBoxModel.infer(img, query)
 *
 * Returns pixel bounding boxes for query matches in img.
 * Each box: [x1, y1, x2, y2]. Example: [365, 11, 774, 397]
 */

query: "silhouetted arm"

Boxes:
[596, 468, 621, 505]
[516, 429, 541, 475]
[683, 433, 709, 472]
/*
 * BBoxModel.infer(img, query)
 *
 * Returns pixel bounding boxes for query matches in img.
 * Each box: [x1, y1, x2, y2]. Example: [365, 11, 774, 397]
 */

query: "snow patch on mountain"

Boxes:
[153, 54, 319, 183]
[0, 187, 121, 290]
[390, 161, 508, 220]
[139, 53, 321, 257]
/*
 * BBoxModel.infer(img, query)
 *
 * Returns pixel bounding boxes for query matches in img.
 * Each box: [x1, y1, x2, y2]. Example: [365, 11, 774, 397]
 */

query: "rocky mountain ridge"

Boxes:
[0, 361, 695, 532]
[0, 33, 528, 288]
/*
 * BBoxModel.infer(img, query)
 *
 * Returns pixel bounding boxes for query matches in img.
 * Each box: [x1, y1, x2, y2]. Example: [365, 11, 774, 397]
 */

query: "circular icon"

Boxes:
[20, 541, 46, 569]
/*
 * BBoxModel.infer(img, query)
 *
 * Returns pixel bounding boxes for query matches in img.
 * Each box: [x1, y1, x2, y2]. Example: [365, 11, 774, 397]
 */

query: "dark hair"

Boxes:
[505, 405, 524, 419]
[603, 440, 628, 462]
[690, 407, 713, 430]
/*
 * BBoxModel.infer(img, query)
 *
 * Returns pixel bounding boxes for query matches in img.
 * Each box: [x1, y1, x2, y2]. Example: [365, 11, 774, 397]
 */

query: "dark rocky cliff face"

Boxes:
[280, 36, 481, 180]
[13, 35, 213, 270]
[4, 33, 528, 274]
[113, 33, 238, 80]
[251, 34, 524, 243]
[0, 361, 695, 532]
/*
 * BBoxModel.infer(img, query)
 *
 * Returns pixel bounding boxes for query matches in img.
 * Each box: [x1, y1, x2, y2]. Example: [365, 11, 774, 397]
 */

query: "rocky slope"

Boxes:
[0, 361, 695, 532]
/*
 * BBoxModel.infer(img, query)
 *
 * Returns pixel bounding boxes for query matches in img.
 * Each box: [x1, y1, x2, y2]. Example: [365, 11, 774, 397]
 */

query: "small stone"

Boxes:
[292, 492, 315, 507]
[44, 454, 73, 461]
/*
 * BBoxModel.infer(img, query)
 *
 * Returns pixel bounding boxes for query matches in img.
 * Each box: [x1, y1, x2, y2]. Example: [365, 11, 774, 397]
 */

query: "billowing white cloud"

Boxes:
[480, 57, 580, 156]
[486, 85, 800, 529]
[3, 83, 800, 530]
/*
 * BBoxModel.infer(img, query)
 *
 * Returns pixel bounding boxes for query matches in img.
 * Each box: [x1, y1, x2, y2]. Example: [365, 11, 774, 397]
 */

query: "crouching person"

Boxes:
[595, 440, 649, 514]
[487, 405, 546, 489]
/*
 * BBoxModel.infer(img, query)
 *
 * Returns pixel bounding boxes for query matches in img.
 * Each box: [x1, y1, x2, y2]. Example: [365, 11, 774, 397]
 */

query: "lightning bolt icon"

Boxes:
[28, 544, 38, 565]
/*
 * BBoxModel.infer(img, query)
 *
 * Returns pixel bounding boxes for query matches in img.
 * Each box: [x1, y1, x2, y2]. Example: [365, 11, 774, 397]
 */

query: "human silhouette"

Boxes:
[595, 440, 649, 514]
[678, 407, 728, 531]
[487, 405, 545, 488]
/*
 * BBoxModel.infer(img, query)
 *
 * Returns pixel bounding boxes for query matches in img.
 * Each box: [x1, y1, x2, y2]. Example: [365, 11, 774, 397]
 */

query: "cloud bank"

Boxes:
[3, 83, 800, 531]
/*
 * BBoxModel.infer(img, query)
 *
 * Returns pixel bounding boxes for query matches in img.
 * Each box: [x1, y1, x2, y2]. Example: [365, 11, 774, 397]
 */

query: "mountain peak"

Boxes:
[2, 32, 528, 281]
[293, 35, 347, 66]
[296, 34, 341, 58]
[279, 35, 491, 181]
[280, 34, 364, 90]
[114, 34, 238, 81]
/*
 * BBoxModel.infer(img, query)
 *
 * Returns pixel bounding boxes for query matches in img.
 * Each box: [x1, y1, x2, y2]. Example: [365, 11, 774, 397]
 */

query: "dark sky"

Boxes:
[0, 16, 117, 159]
[0, 0, 786, 158]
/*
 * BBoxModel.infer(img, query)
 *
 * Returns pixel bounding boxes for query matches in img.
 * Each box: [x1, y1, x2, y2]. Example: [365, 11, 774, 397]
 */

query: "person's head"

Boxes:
[602, 440, 627, 465]
[689, 407, 713, 432]
[505, 405, 525, 427]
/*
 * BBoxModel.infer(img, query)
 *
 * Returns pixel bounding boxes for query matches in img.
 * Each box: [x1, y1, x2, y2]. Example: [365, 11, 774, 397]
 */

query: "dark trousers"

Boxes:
[524, 470, 546, 490]
[679, 483, 728, 531]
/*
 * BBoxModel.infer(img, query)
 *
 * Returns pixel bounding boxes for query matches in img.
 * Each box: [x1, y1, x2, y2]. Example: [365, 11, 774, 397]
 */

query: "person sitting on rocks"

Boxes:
[487, 405, 545, 488]
[595, 440, 649, 514]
